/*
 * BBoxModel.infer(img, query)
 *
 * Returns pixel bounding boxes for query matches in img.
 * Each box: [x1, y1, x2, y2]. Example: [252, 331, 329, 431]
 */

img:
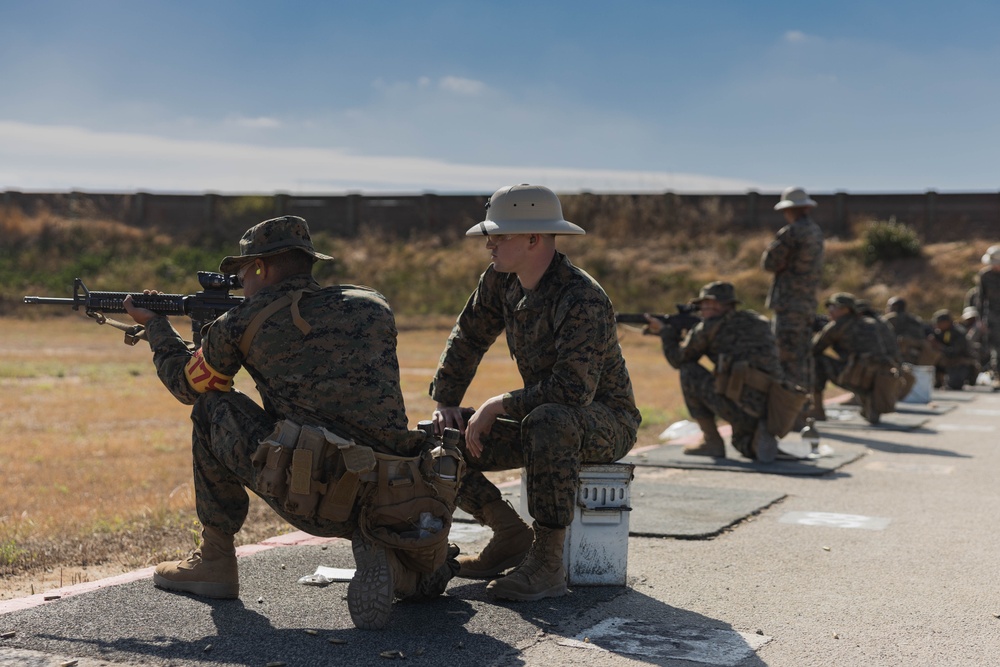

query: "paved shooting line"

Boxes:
[865, 460, 955, 475]
[935, 423, 996, 431]
[0, 531, 338, 616]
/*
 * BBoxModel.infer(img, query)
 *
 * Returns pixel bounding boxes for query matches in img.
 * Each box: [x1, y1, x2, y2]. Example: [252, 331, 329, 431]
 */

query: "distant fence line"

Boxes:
[3, 189, 999, 243]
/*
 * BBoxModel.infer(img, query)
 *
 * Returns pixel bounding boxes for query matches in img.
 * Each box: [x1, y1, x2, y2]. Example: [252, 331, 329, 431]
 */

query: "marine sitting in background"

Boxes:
[930, 309, 979, 390]
[813, 292, 899, 424]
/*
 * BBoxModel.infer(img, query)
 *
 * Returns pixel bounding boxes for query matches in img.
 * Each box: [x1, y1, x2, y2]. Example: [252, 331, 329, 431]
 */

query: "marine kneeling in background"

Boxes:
[645, 281, 788, 462]
[930, 309, 979, 390]
[813, 292, 901, 424]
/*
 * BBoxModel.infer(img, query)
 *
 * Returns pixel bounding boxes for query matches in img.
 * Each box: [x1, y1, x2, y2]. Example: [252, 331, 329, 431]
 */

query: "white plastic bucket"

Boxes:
[901, 365, 934, 404]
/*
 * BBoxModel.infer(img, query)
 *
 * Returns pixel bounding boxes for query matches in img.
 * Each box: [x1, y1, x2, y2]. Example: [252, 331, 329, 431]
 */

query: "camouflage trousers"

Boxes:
[678, 363, 760, 456]
[190, 390, 356, 539]
[987, 318, 1000, 376]
[455, 402, 636, 527]
[772, 309, 815, 391]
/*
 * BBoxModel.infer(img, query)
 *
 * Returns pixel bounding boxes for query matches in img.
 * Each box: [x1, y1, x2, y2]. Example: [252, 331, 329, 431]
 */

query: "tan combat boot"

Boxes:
[683, 417, 726, 457]
[152, 525, 239, 599]
[457, 499, 533, 579]
[347, 531, 394, 630]
[392, 543, 461, 603]
[486, 522, 568, 601]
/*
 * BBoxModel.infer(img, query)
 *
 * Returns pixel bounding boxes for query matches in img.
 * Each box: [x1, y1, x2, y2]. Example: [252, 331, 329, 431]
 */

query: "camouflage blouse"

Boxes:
[761, 214, 825, 313]
[145, 274, 411, 448]
[429, 252, 641, 431]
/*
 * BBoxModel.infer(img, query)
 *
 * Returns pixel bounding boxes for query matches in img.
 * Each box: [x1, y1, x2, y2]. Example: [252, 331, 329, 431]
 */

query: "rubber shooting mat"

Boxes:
[621, 441, 867, 476]
[892, 402, 957, 415]
[455, 478, 786, 539]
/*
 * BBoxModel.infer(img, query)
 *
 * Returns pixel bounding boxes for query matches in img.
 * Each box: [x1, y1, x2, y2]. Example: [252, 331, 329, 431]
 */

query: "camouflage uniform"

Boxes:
[145, 276, 411, 538]
[931, 321, 978, 390]
[761, 214, 825, 391]
[659, 309, 782, 457]
[884, 310, 933, 365]
[429, 252, 640, 527]
[812, 311, 892, 398]
[977, 267, 1000, 379]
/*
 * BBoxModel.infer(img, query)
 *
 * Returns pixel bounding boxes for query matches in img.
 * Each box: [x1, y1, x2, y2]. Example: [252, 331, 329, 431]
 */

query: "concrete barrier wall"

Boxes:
[3, 189, 998, 243]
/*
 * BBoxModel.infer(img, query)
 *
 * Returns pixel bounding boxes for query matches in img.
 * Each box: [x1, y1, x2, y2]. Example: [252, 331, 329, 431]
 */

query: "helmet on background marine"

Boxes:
[825, 292, 857, 311]
[691, 281, 741, 306]
[982, 245, 1000, 266]
[773, 186, 818, 211]
[466, 184, 586, 237]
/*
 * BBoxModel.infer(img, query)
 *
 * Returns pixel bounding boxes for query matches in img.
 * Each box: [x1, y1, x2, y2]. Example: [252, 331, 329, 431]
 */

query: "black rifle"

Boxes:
[615, 303, 701, 332]
[23, 271, 243, 346]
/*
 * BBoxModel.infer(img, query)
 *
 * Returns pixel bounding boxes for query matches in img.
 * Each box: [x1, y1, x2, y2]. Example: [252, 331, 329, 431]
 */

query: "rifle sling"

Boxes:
[239, 287, 318, 357]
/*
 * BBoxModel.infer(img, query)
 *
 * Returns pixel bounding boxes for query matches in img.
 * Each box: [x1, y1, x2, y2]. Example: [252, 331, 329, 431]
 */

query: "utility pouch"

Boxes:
[251, 419, 302, 499]
[283, 426, 332, 517]
[767, 380, 809, 438]
[725, 360, 748, 403]
[872, 365, 901, 414]
[838, 354, 877, 391]
[714, 354, 732, 395]
[358, 428, 465, 574]
[360, 451, 452, 574]
[316, 440, 377, 523]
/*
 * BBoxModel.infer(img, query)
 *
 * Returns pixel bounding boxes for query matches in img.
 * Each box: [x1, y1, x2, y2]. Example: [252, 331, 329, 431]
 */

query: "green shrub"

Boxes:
[862, 218, 922, 266]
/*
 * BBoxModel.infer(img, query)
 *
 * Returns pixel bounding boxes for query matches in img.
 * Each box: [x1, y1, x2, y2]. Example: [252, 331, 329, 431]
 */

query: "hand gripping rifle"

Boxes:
[615, 303, 701, 333]
[23, 271, 243, 346]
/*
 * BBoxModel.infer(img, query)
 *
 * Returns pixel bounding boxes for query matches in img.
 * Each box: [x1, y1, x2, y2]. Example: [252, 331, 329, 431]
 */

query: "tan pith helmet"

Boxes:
[466, 184, 585, 237]
[774, 186, 818, 211]
[961, 307, 979, 321]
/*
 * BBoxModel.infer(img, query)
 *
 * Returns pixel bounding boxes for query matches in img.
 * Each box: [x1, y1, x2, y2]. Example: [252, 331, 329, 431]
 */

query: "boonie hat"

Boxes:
[825, 292, 856, 310]
[933, 309, 952, 322]
[774, 186, 818, 211]
[220, 215, 333, 274]
[961, 307, 979, 321]
[982, 245, 1000, 266]
[466, 184, 585, 237]
[691, 281, 741, 305]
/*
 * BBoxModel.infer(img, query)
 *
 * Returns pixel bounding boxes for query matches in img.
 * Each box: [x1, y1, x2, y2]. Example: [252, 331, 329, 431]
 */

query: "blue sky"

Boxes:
[1, 1, 997, 195]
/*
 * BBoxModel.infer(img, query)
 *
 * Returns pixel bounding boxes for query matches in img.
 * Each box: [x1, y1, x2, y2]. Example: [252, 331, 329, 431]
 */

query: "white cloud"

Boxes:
[784, 30, 808, 43]
[227, 115, 282, 129]
[438, 76, 487, 96]
[0, 120, 769, 194]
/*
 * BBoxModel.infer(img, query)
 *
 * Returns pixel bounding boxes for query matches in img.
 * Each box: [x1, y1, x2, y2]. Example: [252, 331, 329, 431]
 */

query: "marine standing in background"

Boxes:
[761, 187, 825, 423]
[645, 281, 782, 462]
[976, 245, 1000, 389]
[430, 184, 640, 602]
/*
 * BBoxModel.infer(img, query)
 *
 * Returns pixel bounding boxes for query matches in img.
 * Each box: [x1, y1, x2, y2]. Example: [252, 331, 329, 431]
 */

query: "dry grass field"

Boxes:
[0, 315, 680, 599]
